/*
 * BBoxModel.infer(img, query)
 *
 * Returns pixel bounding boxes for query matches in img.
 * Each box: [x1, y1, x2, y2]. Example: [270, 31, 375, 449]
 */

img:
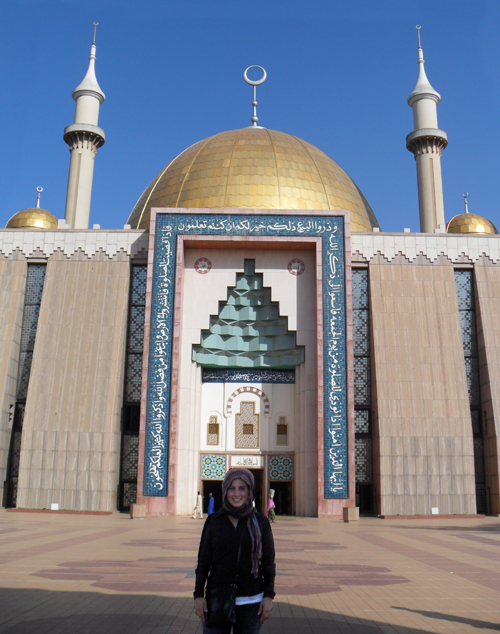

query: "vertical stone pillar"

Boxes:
[474, 265, 500, 515]
[0, 259, 27, 505]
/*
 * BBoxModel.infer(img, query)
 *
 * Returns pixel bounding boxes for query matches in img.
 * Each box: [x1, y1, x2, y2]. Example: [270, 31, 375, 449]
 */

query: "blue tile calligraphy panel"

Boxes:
[202, 369, 295, 383]
[144, 213, 348, 498]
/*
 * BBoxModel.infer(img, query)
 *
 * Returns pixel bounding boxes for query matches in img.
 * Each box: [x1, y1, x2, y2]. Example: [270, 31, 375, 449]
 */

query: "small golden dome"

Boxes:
[5, 208, 58, 230]
[446, 213, 498, 235]
[128, 128, 379, 232]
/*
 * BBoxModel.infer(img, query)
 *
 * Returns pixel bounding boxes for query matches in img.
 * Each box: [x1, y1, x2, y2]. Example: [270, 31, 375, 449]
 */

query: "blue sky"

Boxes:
[2, 0, 500, 232]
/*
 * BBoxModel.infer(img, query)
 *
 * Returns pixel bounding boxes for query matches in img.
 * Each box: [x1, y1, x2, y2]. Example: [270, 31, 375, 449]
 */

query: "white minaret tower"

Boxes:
[63, 23, 105, 229]
[406, 26, 448, 233]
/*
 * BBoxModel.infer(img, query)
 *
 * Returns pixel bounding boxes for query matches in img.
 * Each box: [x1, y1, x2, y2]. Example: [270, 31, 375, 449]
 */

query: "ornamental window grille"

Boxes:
[207, 416, 220, 445]
[235, 401, 259, 448]
[16, 265, 46, 400]
[455, 269, 486, 514]
[352, 269, 373, 513]
[5, 265, 46, 508]
[277, 416, 288, 445]
[124, 266, 147, 403]
[119, 265, 147, 511]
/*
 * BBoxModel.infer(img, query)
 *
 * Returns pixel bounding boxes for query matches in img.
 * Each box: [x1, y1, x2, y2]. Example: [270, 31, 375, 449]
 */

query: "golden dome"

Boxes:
[446, 213, 498, 235]
[5, 208, 58, 230]
[128, 128, 379, 232]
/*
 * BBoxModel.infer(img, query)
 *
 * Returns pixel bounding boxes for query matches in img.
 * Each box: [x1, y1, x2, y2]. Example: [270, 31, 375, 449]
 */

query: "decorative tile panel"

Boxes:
[202, 455, 226, 479]
[203, 369, 294, 383]
[144, 212, 347, 498]
[269, 456, 293, 480]
[288, 259, 305, 275]
[235, 402, 259, 448]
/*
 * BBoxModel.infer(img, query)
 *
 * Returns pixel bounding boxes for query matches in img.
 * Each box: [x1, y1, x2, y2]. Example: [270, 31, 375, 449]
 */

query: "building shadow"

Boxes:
[1, 587, 496, 634]
[393, 607, 500, 631]
[390, 523, 500, 534]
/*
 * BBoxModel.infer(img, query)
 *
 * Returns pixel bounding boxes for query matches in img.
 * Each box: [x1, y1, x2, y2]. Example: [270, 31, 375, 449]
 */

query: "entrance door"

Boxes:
[202, 480, 223, 514]
[269, 481, 292, 515]
[248, 469, 263, 513]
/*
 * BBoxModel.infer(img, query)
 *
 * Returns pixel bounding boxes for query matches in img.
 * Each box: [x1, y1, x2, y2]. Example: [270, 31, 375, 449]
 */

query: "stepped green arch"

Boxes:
[192, 260, 305, 369]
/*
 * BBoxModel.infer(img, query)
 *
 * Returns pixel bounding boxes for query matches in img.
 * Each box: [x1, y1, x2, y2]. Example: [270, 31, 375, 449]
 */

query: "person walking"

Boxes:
[192, 490, 203, 519]
[208, 492, 215, 516]
[266, 490, 276, 523]
[194, 468, 275, 633]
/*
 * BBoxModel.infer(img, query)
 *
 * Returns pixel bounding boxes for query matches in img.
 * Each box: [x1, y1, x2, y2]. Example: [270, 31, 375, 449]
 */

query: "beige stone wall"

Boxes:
[0, 258, 27, 504]
[370, 263, 476, 515]
[16, 253, 130, 511]
[475, 266, 500, 514]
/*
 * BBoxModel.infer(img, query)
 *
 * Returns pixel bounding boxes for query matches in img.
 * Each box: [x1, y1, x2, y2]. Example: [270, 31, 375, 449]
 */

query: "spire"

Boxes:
[243, 66, 267, 128]
[407, 26, 440, 107]
[63, 23, 106, 230]
[463, 192, 469, 213]
[406, 26, 448, 233]
[72, 22, 105, 104]
[36, 186, 43, 208]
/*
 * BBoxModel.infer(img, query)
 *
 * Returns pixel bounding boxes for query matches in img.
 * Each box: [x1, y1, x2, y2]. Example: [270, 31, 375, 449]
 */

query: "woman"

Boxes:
[194, 468, 275, 633]
[266, 491, 276, 523]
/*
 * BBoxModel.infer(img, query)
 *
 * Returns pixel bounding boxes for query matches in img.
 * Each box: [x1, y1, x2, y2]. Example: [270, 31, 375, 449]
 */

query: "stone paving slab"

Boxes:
[0, 510, 499, 633]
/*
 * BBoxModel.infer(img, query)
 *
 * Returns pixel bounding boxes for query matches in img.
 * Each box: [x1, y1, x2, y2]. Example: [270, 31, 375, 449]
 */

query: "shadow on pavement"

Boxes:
[393, 607, 500, 632]
[393, 523, 500, 534]
[1, 588, 496, 634]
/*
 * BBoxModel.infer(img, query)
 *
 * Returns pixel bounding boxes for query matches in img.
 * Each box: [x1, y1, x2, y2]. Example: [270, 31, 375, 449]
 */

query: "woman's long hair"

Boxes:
[220, 468, 262, 577]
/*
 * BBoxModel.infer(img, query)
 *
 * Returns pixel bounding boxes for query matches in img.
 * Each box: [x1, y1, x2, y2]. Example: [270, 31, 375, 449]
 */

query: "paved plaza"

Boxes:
[0, 510, 499, 633]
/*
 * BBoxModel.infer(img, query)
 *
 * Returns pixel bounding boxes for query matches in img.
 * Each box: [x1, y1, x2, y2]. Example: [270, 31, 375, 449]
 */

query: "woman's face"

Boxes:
[226, 478, 250, 509]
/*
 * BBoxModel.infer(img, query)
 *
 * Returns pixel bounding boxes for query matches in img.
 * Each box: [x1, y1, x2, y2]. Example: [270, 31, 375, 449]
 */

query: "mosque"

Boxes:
[1, 27, 499, 519]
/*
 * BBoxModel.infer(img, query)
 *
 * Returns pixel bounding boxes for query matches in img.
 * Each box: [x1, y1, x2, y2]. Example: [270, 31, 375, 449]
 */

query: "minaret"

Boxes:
[63, 23, 105, 229]
[406, 26, 448, 233]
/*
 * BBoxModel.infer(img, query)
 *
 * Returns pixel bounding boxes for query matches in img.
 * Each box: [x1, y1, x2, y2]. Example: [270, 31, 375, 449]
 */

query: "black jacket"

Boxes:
[194, 510, 275, 599]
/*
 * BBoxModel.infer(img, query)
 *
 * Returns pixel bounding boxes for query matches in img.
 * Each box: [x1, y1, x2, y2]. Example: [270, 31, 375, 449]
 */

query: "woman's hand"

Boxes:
[194, 597, 207, 622]
[258, 597, 273, 622]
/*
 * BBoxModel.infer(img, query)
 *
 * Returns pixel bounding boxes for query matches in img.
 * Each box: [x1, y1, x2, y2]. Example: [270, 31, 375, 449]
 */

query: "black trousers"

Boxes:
[203, 602, 263, 634]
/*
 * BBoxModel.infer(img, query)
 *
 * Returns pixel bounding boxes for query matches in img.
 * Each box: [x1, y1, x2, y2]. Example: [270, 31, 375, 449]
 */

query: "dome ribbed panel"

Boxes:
[447, 213, 498, 235]
[127, 128, 379, 232]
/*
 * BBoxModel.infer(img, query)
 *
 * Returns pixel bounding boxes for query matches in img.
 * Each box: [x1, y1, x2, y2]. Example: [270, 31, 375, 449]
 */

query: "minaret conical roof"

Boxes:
[408, 40, 440, 106]
[72, 41, 105, 103]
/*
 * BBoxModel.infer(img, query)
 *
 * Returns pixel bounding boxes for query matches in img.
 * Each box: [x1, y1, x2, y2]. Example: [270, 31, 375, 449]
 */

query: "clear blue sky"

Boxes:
[2, 0, 500, 232]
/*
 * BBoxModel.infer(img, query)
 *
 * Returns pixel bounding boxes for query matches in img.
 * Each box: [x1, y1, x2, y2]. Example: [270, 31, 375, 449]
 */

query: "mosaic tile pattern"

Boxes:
[201, 455, 226, 479]
[194, 257, 212, 274]
[269, 455, 293, 480]
[144, 213, 347, 498]
[235, 402, 259, 448]
[288, 259, 305, 275]
[207, 416, 219, 445]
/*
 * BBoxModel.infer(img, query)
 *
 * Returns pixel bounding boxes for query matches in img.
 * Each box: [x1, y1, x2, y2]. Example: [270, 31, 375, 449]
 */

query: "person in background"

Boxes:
[192, 490, 203, 519]
[208, 492, 215, 515]
[194, 468, 275, 633]
[266, 490, 276, 523]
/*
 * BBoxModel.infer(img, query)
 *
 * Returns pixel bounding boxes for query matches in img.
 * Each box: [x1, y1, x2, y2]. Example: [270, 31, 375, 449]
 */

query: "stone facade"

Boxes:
[0, 227, 499, 516]
[370, 263, 475, 515]
[16, 254, 130, 511]
[0, 259, 26, 506]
